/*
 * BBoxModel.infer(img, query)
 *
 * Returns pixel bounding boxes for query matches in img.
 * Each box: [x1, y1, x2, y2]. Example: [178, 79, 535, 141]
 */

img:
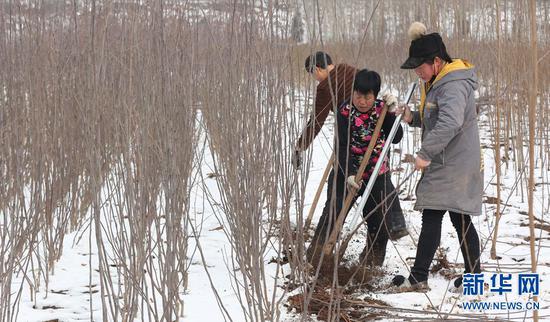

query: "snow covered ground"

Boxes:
[12, 99, 549, 321]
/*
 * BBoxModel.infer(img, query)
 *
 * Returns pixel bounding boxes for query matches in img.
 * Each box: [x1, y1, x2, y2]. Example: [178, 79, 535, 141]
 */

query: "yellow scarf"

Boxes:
[418, 59, 474, 120]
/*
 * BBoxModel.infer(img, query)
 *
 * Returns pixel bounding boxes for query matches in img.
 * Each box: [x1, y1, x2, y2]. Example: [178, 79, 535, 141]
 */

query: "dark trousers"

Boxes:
[310, 170, 404, 263]
[410, 209, 481, 283]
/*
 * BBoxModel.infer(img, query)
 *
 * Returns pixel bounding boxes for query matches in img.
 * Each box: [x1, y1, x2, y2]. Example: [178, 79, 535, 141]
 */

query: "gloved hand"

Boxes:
[346, 175, 361, 190]
[382, 92, 398, 112]
[292, 149, 302, 170]
[394, 103, 413, 124]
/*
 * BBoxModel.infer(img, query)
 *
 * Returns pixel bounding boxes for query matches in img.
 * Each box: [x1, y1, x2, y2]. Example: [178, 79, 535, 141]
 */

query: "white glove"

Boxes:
[346, 175, 361, 190]
[382, 92, 398, 112]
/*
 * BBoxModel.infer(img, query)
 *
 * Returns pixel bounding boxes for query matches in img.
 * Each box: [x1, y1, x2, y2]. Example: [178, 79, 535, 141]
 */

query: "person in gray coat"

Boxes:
[392, 22, 482, 291]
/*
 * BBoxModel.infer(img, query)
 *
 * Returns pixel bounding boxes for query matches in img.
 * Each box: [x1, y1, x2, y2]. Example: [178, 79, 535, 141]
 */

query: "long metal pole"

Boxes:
[352, 82, 416, 220]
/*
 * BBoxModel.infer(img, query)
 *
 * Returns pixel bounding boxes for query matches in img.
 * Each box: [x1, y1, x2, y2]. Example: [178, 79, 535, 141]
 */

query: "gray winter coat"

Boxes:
[410, 64, 482, 216]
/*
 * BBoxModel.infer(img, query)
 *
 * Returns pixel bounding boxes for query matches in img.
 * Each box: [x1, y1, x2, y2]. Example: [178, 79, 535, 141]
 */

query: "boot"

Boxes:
[389, 227, 409, 240]
[359, 232, 387, 266]
[391, 275, 430, 292]
[448, 276, 464, 294]
[385, 188, 408, 240]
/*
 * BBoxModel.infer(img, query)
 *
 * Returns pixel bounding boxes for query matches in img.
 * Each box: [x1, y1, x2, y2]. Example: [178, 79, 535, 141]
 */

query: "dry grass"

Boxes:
[0, 0, 548, 321]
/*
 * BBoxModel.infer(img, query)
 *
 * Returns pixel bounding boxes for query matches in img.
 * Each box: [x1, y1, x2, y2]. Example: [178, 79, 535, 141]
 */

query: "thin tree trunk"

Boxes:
[528, 0, 539, 320]
[490, 0, 503, 260]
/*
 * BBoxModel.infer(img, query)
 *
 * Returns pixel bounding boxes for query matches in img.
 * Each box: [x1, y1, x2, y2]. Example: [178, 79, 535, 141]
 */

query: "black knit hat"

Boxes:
[401, 22, 451, 69]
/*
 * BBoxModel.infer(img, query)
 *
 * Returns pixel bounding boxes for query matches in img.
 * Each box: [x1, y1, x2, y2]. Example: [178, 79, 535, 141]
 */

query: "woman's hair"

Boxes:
[304, 51, 333, 73]
[353, 69, 381, 97]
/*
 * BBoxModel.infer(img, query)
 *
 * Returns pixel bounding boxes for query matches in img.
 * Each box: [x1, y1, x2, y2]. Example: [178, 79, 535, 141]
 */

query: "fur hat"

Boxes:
[408, 22, 427, 40]
[401, 22, 450, 69]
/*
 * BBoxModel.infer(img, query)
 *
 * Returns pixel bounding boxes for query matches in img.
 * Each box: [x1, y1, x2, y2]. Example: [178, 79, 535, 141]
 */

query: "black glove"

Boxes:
[292, 150, 302, 170]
